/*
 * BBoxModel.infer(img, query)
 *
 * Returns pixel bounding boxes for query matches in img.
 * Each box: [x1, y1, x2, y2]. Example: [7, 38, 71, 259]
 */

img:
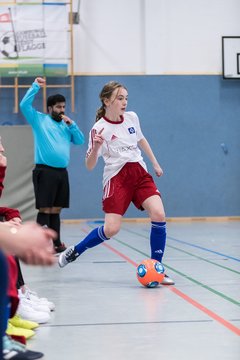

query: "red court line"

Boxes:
[103, 242, 138, 267]
[102, 241, 240, 336]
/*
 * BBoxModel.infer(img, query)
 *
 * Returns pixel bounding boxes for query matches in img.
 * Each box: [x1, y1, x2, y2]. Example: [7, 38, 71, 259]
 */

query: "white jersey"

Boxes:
[86, 111, 147, 188]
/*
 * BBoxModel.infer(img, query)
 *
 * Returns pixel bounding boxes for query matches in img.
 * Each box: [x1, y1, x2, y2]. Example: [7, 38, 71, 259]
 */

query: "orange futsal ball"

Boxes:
[136, 259, 165, 288]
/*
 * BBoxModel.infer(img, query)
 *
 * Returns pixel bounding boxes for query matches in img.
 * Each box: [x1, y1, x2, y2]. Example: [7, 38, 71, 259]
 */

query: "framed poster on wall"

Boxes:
[0, 1, 68, 77]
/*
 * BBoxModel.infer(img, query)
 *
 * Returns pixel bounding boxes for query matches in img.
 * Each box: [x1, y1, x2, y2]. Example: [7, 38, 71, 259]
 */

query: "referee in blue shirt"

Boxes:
[20, 77, 85, 254]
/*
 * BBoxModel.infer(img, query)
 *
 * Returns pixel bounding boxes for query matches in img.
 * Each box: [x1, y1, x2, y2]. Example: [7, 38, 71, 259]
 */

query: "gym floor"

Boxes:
[22, 219, 240, 360]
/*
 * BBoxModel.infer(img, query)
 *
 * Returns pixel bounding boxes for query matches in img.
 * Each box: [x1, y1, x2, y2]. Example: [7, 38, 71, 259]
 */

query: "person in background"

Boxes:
[0, 136, 56, 359]
[0, 208, 52, 333]
[0, 137, 54, 324]
[0, 222, 56, 360]
[58, 81, 174, 285]
[20, 77, 85, 254]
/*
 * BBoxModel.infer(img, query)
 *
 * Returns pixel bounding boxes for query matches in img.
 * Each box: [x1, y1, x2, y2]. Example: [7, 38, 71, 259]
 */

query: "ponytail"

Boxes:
[95, 104, 105, 122]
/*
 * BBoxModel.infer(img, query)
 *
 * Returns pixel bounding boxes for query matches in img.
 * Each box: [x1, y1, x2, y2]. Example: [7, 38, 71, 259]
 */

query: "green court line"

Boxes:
[115, 236, 240, 307]
[86, 224, 240, 306]
[121, 226, 240, 274]
[167, 244, 240, 275]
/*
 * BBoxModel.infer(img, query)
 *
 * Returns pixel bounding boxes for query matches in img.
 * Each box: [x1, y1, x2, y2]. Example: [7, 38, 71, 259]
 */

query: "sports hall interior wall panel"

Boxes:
[0, 75, 239, 220]
[0, 126, 37, 222]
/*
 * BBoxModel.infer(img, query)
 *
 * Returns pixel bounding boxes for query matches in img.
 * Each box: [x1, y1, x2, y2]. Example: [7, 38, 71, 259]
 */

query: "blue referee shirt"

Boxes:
[20, 82, 85, 168]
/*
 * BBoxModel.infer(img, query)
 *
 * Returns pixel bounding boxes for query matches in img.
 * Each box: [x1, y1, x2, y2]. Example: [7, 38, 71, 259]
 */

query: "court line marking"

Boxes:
[125, 227, 240, 271]
[83, 225, 240, 305]
[166, 244, 240, 275]
[115, 236, 240, 306]
[102, 241, 240, 336]
[136, 227, 240, 262]
[81, 225, 240, 334]
[43, 319, 218, 328]
[167, 235, 240, 262]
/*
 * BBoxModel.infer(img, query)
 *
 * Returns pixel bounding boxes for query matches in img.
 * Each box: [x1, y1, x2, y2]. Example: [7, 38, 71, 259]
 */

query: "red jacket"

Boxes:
[0, 164, 19, 316]
[0, 166, 6, 197]
[0, 207, 21, 221]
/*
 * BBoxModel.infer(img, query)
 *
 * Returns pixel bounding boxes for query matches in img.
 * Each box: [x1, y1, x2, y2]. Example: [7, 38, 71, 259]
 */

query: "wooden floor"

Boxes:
[21, 220, 240, 360]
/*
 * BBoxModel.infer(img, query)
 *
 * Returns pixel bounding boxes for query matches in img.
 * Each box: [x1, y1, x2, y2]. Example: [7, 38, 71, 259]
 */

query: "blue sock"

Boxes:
[4, 300, 10, 331]
[75, 226, 109, 255]
[150, 221, 166, 263]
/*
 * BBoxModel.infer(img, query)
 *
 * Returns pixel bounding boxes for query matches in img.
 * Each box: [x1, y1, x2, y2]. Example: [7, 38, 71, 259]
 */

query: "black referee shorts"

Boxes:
[32, 164, 70, 209]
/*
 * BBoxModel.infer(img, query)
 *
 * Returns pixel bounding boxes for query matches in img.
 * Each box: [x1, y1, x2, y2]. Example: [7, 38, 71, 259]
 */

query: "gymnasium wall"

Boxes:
[72, 0, 240, 75]
[67, 75, 240, 219]
[0, 0, 239, 220]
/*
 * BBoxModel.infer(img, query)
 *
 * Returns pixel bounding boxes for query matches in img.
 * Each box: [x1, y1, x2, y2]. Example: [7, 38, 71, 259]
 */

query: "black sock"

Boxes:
[50, 214, 62, 247]
[37, 212, 50, 228]
[15, 257, 25, 289]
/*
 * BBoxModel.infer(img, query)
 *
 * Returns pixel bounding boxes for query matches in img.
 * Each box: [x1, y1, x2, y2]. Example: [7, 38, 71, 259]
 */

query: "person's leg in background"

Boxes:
[49, 209, 65, 252]
[49, 168, 70, 253]
[15, 257, 24, 290]
[33, 166, 51, 230]
[36, 212, 50, 229]
[33, 166, 68, 253]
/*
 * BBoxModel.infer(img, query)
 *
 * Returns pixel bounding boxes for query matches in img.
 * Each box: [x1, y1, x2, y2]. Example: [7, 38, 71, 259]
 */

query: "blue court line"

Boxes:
[167, 235, 240, 262]
[90, 221, 240, 262]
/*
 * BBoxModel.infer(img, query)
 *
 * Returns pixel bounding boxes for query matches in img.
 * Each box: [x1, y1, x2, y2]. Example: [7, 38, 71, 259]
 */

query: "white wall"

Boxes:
[72, 0, 145, 74]
[72, 0, 240, 74]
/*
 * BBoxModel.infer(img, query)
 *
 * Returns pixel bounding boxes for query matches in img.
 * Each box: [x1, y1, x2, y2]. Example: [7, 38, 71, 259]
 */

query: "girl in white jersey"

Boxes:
[59, 81, 174, 285]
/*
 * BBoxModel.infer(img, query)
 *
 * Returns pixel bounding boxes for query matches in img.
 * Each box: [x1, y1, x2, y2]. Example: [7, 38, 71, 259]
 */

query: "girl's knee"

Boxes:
[104, 224, 120, 238]
[150, 210, 165, 222]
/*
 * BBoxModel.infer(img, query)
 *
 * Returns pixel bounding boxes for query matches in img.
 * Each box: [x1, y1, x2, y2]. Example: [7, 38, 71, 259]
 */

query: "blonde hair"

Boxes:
[95, 81, 127, 122]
